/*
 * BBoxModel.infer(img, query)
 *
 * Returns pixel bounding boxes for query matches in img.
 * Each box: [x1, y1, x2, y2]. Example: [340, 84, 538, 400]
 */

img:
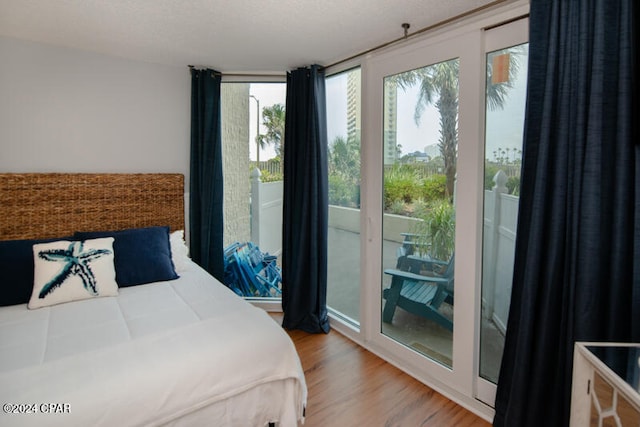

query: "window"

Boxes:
[381, 59, 458, 369]
[221, 82, 286, 300]
[326, 68, 362, 325]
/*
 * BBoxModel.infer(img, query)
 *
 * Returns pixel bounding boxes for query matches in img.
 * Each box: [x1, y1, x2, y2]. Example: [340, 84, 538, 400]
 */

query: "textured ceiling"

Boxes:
[0, 0, 503, 72]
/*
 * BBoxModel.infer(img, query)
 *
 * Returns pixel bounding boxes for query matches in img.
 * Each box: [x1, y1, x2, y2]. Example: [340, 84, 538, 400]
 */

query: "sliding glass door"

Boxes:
[380, 59, 458, 368]
[477, 18, 529, 407]
[363, 27, 484, 397]
[325, 5, 530, 418]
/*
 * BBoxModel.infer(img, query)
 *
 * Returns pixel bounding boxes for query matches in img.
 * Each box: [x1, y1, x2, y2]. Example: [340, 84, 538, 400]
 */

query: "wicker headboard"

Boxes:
[0, 173, 185, 240]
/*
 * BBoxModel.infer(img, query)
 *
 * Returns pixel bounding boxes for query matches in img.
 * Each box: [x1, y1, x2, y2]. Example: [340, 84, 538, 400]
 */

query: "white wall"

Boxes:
[0, 36, 190, 181]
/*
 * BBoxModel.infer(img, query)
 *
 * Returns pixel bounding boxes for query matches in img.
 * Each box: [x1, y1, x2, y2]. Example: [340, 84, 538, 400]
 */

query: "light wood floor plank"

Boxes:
[270, 313, 491, 427]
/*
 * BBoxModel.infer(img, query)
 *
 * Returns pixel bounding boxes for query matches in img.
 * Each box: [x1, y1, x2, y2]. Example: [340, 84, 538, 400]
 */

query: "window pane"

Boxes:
[221, 82, 286, 299]
[381, 59, 458, 369]
[481, 43, 528, 382]
[326, 68, 361, 324]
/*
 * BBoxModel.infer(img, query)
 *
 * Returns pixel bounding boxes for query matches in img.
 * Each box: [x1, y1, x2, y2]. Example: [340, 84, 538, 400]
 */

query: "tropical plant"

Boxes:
[410, 200, 455, 261]
[421, 174, 447, 202]
[391, 48, 523, 201]
[389, 199, 407, 215]
[484, 162, 501, 190]
[255, 168, 283, 183]
[257, 103, 285, 158]
[383, 164, 420, 208]
[506, 175, 520, 195]
[391, 59, 459, 199]
[329, 136, 360, 181]
[328, 135, 360, 208]
[411, 198, 429, 216]
[328, 174, 359, 208]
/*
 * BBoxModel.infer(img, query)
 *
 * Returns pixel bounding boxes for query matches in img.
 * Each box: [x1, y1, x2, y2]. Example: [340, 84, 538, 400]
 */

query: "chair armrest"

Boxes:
[401, 241, 431, 247]
[406, 255, 446, 265]
[383, 268, 449, 284]
[400, 232, 420, 238]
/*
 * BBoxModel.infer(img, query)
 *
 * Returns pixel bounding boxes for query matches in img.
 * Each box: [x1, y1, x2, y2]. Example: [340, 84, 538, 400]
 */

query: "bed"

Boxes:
[0, 173, 306, 427]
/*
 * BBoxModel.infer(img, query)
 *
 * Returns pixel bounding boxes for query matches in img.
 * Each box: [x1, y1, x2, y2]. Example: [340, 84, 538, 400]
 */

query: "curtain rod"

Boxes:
[189, 0, 520, 76]
[187, 65, 285, 78]
[220, 72, 286, 77]
[322, 0, 510, 70]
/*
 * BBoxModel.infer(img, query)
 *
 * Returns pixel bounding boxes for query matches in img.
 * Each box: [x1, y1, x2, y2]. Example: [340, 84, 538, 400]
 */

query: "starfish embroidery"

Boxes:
[38, 241, 112, 299]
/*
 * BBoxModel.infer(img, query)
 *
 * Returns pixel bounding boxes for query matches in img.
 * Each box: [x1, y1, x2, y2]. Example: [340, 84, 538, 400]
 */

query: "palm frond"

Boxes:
[486, 45, 526, 111]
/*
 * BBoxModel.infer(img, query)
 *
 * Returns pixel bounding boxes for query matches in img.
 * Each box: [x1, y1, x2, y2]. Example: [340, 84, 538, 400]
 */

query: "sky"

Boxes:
[395, 84, 441, 154]
[249, 83, 286, 161]
[248, 44, 528, 162]
[325, 74, 348, 145]
[484, 45, 528, 163]
[247, 79, 354, 161]
[325, 71, 441, 155]
[254, 74, 443, 159]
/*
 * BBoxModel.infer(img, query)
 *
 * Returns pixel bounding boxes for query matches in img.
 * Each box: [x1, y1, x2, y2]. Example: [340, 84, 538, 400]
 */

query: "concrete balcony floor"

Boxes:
[327, 226, 505, 383]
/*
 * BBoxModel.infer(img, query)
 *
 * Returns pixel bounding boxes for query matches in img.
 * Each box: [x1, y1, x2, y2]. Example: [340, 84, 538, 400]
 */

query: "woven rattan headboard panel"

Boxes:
[0, 173, 185, 240]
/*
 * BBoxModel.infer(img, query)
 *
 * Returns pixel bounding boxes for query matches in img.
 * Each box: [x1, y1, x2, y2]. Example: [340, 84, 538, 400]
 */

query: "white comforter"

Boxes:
[0, 261, 306, 426]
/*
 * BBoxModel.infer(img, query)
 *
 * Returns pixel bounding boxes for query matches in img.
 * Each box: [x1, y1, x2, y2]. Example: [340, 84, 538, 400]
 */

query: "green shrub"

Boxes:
[389, 199, 406, 215]
[420, 174, 447, 202]
[484, 163, 500, 190]
[411, 198, 429, 217]
[410, 199, 455, 261]
[384, 165, 420, 208]
[259, 169, 283, 183]
[506, 176, 520, 195]
[329, 175, 359, 208]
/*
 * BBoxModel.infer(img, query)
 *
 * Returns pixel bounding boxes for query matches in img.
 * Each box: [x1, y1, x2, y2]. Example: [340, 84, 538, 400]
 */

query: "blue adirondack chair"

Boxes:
[244, 243, 282, 296]
[223, 242, 245, 296]
[223, 242, 282, 297]
[382, 253, 454, 332]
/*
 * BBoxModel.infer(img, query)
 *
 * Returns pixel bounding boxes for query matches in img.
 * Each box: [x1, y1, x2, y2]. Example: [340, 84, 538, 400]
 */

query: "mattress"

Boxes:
[0, 260, 306, 426]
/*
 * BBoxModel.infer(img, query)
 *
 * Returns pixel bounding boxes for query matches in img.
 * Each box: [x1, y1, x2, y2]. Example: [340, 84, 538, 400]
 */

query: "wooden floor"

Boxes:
[270, 313, 490, 427]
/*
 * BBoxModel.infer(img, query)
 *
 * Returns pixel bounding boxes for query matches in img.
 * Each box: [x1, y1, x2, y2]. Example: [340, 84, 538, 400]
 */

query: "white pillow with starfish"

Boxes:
[28, 237, 118, 309]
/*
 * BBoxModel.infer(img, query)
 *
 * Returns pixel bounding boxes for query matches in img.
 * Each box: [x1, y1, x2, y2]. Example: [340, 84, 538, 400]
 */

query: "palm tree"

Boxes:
[392, 59, 459, 197]
[393, 47, 523, 198]
[257, 103, 286, 159]
[328, 135, 361, 208]
[329, 136, 360, 181]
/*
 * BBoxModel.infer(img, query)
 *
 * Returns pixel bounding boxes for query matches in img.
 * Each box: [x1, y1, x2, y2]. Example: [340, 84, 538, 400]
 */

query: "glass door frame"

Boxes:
[362, 26, 484, 405]
[476, 16, 529, 407]
[324, 1, 530, 420]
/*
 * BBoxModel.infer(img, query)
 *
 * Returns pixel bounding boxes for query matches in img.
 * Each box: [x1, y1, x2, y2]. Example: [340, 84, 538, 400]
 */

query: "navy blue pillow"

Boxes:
[75, 226, 178, 287]
[0, 237, 71, 307]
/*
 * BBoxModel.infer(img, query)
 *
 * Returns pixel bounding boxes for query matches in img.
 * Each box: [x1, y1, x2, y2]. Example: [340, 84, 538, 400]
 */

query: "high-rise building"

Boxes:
[345, 68, 396, 164]
[346, 70, 361, 145]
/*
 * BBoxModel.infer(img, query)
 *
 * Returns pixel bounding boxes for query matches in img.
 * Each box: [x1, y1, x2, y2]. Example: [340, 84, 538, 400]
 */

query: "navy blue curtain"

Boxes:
[189, 68, 224, 282]
[281, 65, 330, 334]
[494, 1, 638, 426]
